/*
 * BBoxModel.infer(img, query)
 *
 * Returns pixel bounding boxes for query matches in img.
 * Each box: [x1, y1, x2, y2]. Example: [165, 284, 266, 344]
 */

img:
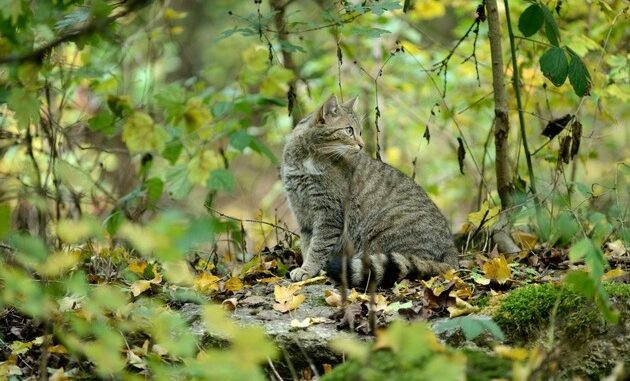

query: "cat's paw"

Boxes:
[290, 267, 313, 282]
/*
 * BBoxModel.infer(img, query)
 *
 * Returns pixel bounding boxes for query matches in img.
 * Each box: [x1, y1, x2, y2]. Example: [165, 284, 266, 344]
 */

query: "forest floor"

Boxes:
[1, 238, 629, 380]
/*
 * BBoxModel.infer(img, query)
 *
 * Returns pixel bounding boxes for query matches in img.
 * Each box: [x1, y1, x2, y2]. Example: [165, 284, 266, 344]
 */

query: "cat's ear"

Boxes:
[342, 96, 358, 112]
[317, 95, 340, 124]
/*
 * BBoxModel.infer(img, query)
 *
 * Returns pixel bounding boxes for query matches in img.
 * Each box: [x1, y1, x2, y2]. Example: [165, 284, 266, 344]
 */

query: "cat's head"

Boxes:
[293, 95, 365, 159]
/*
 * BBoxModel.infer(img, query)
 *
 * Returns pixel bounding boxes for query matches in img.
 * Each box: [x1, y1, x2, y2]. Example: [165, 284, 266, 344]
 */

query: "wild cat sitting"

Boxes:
[281, 95, 458, 287]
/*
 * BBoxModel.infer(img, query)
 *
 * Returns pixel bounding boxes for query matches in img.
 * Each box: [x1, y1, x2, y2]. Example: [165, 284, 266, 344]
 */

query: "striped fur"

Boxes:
[281, 95, 458, 287]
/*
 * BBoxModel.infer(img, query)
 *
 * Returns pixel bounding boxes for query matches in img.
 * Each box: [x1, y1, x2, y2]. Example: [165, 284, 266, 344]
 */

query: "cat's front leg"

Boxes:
[290, 222, 340, 282]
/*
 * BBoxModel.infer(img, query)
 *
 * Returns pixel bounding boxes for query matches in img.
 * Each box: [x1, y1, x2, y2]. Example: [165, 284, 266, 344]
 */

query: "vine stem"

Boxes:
[503, 0, 538, 201]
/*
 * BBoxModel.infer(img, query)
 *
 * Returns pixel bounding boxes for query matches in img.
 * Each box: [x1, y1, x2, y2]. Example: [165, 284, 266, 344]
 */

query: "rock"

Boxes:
[179, 282, 354, 376]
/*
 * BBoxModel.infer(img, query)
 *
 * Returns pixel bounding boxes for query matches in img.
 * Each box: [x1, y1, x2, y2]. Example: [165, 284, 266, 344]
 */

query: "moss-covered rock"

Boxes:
[491, 281, 630, 379]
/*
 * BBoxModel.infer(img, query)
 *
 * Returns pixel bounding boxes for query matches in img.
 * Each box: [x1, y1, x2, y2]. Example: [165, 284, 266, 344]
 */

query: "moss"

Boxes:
[493, 282, 630, 343]
[463, 349, 512, 381]
[470, 294, 490, 308]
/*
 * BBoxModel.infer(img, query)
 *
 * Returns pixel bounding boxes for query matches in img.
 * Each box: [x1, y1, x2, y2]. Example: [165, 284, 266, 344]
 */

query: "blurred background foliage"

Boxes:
[0, 0, 628, 379]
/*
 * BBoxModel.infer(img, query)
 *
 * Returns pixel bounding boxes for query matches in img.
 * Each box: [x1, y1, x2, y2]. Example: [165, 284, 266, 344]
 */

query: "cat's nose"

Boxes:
[357, 137, 365, 149]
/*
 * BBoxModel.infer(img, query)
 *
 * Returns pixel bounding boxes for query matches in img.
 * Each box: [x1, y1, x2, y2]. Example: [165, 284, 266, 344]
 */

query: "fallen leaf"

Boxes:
[126, 350, 146, 370]
[273, 294, 305, 313]
[447, 297, 479, 318]
[289, 317, 327, 328]
[324, 290, 343, 307]
[603, 268, 626, 281]
[225, 277, 244, 292]
[193, 272, 220, 293]
[222, 298, 238, 311]
[494, 345, 529, 361]
[512, 231, 538, 251]
[257, 276, 283, 283]
[292, 275, 328, 287]
[606, 240, 626, 256]
[387, 301, 413, 313]
[48, 345, 68, 355]
[49, 368, 69, 381]
[130, 272, 162, 297]
[471, 272, 491, 285]
[482, 256, 511, 284]
[127, 260, 148, 276]
[273, 284, 305, 313]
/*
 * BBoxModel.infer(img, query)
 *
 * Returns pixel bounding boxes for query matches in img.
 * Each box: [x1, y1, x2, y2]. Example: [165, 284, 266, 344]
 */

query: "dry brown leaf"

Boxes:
[482, 256, 511, 284]
[324, 289, 343, 307]
[222, 298, 238, 311]
[606, 240, 627, 256]
[225, 277, 244, 292]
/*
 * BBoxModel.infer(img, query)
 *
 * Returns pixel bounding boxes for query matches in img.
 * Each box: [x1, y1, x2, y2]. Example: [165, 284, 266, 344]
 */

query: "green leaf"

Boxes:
[122, 111, 168, 153]
[105, 209, 125, 236]
[432, 315, 504, 341]
[166, 164, 193, 200]
[0, 0, 24, 23]
[9, 234, 48, 263]
[567, 48, 592, 96]
[568, 238, 591, 262]
[518, 4, 544, 37]
[207, 169, 235, 192]
[7, 87, 39, 129]
[539, 46, 568, 86]
[565, 270, 596, 297]
[88, 109, 116, 136]
[541, 5, 560, 46]
[0, 203, 10, 239]
[229, 130, 277, 163]
[162, 140, 183, 164]
[145, 177, 164, 205]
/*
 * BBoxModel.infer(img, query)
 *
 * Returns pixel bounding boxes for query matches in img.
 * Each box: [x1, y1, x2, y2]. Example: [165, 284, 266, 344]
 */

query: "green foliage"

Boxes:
[324, 321, 467, 381]
[493, 282, 630, 342]
[433, 315, 505, 341]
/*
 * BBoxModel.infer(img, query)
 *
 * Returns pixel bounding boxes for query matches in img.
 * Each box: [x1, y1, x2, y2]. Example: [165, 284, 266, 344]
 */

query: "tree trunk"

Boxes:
[485, 0, 520, 254]
[485, 0, 513, 209]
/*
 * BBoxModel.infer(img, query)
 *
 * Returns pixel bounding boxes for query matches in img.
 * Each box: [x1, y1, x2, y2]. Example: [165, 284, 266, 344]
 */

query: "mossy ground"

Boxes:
[492, 282, 630, 343]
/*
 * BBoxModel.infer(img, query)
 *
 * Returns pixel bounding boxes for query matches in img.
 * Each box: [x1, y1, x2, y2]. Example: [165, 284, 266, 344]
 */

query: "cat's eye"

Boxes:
[344, 126, 354, 136]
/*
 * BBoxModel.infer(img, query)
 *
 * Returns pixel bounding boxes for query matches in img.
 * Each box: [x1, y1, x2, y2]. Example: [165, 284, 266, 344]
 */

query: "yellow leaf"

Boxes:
[324, 289, 342, 307]
[606, 240, 626, 256]
[273, 284, 302, 304]
[512, 231, 538, 251]
[49, 368, 69, 381]
[225, 277, 244, 292]
[48, 345, 68, 355]
[290, 317, 327, 328]
[164, 7, 187, 20]
[127, 260, 148, 276]
[130, 273, 162, 296]
[260, 66, 295, 97]
[183, 98, 211, 132]
[187, 149, 222, 185]
[603, 268, 626, 281]
[494, 345, 529, 361]
[447, 297, 479, 318]
[482, 256, 511, 284]
[130, 280, 152, 297]
[122, 111, 168, 154]
[411, 0, 445, 20]
[467, 200, 500, 229]
[194, 272, 220, 293]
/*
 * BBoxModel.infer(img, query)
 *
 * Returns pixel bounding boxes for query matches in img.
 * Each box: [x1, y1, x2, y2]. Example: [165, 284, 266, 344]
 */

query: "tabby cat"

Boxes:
[281, 95, 458, 287]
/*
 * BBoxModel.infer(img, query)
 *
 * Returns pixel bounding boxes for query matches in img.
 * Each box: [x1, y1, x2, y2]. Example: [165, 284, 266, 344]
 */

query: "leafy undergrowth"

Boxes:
[1, 229, 628, 380]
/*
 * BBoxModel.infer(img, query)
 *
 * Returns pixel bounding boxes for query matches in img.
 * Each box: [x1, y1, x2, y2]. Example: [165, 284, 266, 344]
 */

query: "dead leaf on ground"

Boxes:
[130, 272, 162, 297]
[483, 256, 511, 284]
[603, 268, 627, 281]
[273, 284, 305, 313]
[222, 298, 238, 311]
[225, 277, 244, 292]
[447, 297, 479, 317]
[512, 231, 538, 251]
[127, 260, 148, 276]
[193, 272, 220, 293]
[289, 317, 327, 328]
[324, 289, 343, 307]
